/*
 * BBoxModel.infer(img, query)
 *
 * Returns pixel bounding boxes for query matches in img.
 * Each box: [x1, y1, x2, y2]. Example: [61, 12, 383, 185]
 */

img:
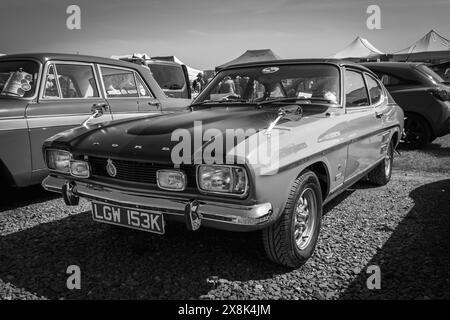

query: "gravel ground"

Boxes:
[0, 169, 449, 300]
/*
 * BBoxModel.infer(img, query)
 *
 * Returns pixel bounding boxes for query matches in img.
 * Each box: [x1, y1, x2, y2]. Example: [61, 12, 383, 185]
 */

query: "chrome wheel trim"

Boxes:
[294, 187, 317, 250]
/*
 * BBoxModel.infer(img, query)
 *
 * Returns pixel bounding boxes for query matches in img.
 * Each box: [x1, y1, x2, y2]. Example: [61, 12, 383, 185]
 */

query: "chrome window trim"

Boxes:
[39, 61, 102, 101]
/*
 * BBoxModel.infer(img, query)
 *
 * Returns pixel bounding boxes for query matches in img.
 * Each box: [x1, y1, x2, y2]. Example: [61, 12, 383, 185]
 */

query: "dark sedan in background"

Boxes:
[363, 62, 450, 148]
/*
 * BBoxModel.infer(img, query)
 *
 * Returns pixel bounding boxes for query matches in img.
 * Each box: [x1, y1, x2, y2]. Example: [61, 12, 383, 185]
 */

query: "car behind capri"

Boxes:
[42, 59, 404, 267]
[0, 53, 189, 188]
[362, 62, 450, 148]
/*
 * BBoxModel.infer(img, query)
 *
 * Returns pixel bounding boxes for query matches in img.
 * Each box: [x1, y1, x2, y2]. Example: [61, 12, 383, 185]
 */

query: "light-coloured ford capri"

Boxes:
[42, 59, 404, 267]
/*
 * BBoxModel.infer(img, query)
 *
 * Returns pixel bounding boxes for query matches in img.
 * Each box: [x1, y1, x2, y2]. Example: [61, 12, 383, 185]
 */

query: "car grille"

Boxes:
[89, 157, 198, 189]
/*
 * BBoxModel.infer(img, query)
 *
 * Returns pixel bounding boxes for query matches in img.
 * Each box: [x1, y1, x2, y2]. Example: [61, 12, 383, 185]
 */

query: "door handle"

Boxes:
[83, 104, 107, 126]
[375, 111, 384, 119]
[92, 103, 109, 111]
[148, 100, 161, 108]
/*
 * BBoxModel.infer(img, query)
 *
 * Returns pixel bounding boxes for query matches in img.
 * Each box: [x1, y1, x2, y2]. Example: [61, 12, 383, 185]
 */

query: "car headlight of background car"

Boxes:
[197, 165, 249, 196]
[46, 150, 72, 173]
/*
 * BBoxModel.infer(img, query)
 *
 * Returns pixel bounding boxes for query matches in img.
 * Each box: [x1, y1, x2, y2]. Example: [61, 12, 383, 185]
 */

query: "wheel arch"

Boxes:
[404, 111, 435, 140]
[299, 161, 330, 201]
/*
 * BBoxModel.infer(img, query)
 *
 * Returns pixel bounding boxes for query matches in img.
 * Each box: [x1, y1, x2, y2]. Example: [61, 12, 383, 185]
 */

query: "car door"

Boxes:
[134, 71, 162, 116]
[26, 61, 112, 177]
[98, 65, 160, 120]
[343, 69, 384, 181]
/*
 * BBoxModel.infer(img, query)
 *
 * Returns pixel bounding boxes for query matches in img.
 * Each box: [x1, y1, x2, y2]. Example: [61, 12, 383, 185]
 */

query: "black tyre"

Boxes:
[403, 113, 432, 149]
[368, 139, 394, 186]
[262, 170, 322, 268]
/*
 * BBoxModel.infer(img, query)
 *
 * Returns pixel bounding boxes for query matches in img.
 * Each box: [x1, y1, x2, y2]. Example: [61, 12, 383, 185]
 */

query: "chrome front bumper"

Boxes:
[42, 176, 274, 232]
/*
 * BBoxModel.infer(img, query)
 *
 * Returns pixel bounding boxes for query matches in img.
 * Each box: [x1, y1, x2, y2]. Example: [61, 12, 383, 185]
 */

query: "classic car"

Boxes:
[0, 53, 189, 188]
[41, 59, 404, 267]
[362, 62, 450, 148]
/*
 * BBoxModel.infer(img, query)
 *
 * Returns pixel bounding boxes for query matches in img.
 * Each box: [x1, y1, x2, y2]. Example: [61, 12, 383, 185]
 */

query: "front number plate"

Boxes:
[91, 202, 165, 234]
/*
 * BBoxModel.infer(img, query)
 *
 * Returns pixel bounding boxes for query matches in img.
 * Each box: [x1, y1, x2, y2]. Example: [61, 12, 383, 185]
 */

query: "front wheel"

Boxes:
[262, 170, 322, 268]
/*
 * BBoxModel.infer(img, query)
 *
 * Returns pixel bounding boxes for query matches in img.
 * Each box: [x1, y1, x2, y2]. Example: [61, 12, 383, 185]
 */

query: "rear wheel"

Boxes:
[403, 114, 431, 149]
[262, 170, 322, 268]
[368, 139, 394, 186]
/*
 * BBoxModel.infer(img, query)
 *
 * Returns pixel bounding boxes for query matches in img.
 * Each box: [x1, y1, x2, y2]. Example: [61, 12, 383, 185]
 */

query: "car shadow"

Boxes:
[339, 179, 450, 299]
[399, 142, 450, 158]
[0, 185, 58, 213]
[0, 207, 286, 299]
[0, 181, 362, 299]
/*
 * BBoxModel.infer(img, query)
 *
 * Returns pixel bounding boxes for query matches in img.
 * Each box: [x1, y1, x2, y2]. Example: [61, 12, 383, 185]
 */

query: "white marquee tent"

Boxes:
[331, 36, 383, 59]
[395, 29, 450, 54]
[215, 49, 282, 71]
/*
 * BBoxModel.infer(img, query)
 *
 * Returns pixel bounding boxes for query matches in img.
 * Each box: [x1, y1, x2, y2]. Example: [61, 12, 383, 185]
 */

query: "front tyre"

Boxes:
[368, 139, 394, 186]
[262, 170, 322, 268]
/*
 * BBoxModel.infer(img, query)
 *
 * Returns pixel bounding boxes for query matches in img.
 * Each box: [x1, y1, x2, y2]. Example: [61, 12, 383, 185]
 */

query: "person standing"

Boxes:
[192, 72, 206, 93]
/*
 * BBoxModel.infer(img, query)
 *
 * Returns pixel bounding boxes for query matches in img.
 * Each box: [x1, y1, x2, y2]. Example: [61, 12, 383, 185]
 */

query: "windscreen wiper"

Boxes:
[257, 97, 334, 106]
[190, 99, 252, 110]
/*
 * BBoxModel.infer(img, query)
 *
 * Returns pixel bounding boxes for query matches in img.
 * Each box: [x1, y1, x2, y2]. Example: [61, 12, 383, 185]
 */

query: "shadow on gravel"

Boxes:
[0, 185, 57, 213]
[0, 179, 370, 299]
[0, 189, 362, 300]
[0, 209, 284, 299]
[340, 179, 450, 299]
[398, 142, 450, 158]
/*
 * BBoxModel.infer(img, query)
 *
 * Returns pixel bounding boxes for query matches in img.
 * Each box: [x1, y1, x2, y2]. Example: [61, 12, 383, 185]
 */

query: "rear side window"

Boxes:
[100, 66, 138, 98]
[365, 74, 383, 105]
[55, 64, 99, 98]
[345, 70, 369, 107]
[148, 64, 185, 91]
[0, 60, 39, 98]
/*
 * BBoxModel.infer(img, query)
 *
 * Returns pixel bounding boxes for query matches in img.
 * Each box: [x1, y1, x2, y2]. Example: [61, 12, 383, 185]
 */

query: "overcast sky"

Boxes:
[1, 0, 449, 69]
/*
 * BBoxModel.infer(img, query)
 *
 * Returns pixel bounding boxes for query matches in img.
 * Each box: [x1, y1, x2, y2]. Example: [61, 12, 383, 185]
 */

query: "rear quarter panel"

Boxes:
[389, 86, 446, 136]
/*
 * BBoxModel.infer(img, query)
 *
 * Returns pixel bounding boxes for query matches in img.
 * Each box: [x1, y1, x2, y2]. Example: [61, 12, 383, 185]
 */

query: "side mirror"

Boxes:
[181, 64, 192, 99]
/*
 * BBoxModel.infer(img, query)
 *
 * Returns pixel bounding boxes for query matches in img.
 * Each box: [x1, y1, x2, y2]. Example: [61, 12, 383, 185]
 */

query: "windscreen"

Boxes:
[195, 64, 341, 104]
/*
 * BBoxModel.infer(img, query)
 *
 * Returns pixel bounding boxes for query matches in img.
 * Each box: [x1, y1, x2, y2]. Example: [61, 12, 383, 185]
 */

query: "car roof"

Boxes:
[220, 58, 373, 73]
[145, 59, 181, 66]
[361, 61, 422, 69]
[0, 52, 147, 70]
